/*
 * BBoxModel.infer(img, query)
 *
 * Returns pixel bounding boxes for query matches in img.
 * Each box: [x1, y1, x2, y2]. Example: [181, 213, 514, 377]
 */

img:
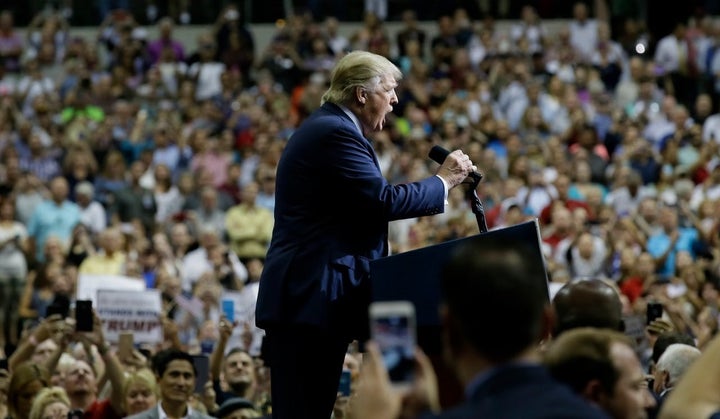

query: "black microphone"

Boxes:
[428, 145, 483, 183]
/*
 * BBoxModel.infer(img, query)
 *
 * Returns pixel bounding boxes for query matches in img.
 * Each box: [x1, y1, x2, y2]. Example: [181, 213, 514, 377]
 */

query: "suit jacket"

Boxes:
[256, 102, 445, 339]
[422, 365, 610, 419]
[124, 404, 215, 419]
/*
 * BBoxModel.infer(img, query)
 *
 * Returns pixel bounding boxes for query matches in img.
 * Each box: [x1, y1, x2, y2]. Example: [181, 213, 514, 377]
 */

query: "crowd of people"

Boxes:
[0, 0, 719, 417]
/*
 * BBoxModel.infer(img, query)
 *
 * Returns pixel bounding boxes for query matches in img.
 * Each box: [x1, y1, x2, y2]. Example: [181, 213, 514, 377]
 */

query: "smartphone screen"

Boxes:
[46, 295, 71, 319]
[370, 302, 416, 386]
[646, 302, 663, 325]
[46, 303, 67, 319]
[75, 300, 93, 332]
[338, 370, 351, 396]
[221, 299, 235, 323]
[192, 355, 210, 394]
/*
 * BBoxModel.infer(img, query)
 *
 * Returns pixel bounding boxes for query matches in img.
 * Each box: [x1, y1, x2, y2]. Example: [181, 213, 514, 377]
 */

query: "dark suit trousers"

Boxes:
[265, 325, 349, 419]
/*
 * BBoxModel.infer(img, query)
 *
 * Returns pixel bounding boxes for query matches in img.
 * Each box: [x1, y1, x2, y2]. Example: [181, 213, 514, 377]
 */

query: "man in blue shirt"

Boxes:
[27, 176, 81, 263]
[646, 206, 698, 277]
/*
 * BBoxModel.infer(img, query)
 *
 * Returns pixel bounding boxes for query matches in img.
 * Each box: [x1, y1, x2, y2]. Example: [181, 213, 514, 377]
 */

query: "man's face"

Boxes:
[652, 366, 669, 395]
[158, 360, 195, 404]
[357, 75, 398, 134]
[32, 339, 58, 364]
[49, 178, 69, 202]
[224, 352, 255, 389]
[602, 342, 655, 419]
[64, 360, 97, 395]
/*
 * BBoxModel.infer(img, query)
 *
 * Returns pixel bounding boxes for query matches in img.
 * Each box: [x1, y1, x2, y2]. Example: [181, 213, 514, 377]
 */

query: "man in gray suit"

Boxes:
[125, 348, 215, 419]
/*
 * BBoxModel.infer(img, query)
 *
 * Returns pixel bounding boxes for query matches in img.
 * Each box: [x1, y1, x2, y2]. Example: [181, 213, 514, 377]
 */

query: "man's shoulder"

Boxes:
[428, 366, 608, 419]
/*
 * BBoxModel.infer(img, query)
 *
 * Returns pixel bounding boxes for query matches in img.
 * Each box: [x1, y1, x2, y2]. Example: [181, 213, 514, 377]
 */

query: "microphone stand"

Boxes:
[465, 177, 488, 233]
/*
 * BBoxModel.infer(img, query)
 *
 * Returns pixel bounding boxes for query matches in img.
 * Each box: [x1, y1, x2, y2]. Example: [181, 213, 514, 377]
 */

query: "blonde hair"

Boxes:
[28, 386, 70, 419]
[122, 367, 159, 408]
[8, 363, 51, 418]
[321, 50, 401, 106]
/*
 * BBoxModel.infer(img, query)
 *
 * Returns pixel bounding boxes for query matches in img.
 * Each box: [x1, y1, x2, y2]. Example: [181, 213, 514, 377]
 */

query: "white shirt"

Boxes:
[188, 61, 226, 101]
[702, 113, 720, 142]
[654, 34, 686, 74]
[79, 201, 107, 234]
[158, 402, 193, 419]
[569, 19, 598, 62]
[180, 247, 248, 292]
[222, 282, 265, 356]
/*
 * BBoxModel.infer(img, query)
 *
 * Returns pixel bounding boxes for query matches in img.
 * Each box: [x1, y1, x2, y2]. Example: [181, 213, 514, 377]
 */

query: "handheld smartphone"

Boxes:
[191, 355, 210, 394]
[369, 301, 416, 388]
[75, 300, 93, 332]
[200, 340, 214, 356]
[118, 332, 134, 360]
[221, 299, 235, 323]
[338, 369, 351, 396]
[646, 302, 663, 325]
[46, 303, 68, 319]
[46, 294, 71, 319]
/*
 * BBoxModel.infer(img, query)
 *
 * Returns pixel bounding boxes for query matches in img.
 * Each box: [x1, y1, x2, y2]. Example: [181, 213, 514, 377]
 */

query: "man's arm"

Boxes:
[210, 317, 232, 381]
[9, 315, 64, 371]
[76, 310, 127, 416]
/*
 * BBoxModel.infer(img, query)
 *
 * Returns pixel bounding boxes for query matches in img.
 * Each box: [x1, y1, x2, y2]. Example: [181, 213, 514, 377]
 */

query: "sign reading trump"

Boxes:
[97, 289, 163, 344]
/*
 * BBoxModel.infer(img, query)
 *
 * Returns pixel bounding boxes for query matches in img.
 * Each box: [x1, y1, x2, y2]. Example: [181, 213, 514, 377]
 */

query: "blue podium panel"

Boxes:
[370, 220, 549, 353]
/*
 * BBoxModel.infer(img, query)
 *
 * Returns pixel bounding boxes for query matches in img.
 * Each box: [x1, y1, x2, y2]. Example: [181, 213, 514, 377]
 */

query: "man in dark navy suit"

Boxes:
[349, 236, 610, 419]
[255, 50, 476, 419]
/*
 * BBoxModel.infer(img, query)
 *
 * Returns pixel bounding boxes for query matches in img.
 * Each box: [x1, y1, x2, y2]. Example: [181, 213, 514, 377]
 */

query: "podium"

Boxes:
[370, 219, 550, 352]
[369, 220, 550, 407]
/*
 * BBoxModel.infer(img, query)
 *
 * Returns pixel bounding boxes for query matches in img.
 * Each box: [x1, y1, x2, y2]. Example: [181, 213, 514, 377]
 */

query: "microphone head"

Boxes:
[428, 145, 450, 164]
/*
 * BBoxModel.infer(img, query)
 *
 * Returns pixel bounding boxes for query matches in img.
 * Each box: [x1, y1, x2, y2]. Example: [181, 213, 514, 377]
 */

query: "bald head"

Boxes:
[552, 279, 624, 336]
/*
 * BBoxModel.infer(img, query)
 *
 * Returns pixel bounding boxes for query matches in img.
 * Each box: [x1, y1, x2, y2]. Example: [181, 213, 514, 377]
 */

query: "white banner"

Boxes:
[96, 289, 163, 344]
[76, 274, 146, 305]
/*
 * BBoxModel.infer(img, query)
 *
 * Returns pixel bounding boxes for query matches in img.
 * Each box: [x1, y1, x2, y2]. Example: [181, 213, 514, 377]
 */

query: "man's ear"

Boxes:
[355, 86, 366, 104]
[661, 370, 670, 389]
[582, 379, 606, 404]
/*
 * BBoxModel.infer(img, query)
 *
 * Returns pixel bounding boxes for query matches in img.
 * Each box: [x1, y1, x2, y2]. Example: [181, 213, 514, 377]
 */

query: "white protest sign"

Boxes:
[96, 289, 163, 344]
[76, 274, 146, 305]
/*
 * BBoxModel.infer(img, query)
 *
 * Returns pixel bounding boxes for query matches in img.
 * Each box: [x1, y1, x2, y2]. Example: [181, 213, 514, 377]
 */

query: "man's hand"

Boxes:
[436, 149, 477, 189]
[348, 341, 404, 419]
[218, 316, 235, 343]
[34, 314, 65, 343]
[402, 346, 440, 418]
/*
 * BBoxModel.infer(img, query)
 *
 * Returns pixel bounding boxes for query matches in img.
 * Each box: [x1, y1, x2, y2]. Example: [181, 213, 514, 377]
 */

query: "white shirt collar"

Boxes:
[158, 402, 193, 419]
[337, 104, 363, 136]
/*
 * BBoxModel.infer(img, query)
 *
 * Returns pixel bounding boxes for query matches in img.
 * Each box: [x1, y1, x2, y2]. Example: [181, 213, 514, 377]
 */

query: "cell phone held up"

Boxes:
[646, 302, 663, 325]
[338, 370, 351, 397]
[369, 301, 417, 388]
[75, 300, 93, 332]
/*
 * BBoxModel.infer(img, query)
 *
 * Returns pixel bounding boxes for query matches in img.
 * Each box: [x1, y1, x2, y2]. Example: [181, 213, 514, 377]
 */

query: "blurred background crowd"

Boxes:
[0, 0, 719, 417]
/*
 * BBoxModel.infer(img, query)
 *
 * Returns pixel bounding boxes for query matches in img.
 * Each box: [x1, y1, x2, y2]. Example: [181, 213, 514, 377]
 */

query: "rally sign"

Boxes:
[96, 289, 163, 343]
[76, 274, 146, 305]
